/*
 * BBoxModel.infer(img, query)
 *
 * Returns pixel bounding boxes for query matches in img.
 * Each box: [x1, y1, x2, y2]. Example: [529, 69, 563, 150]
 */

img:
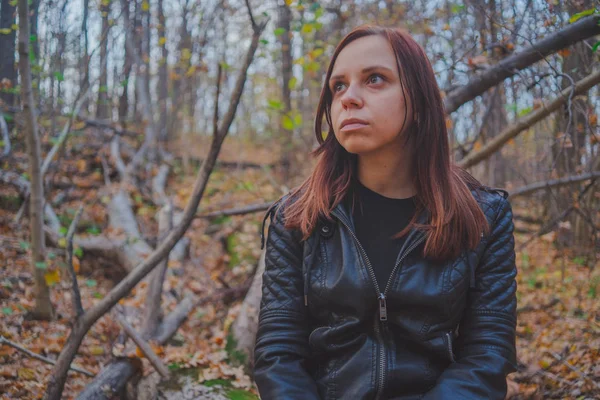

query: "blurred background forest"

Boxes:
[0, 0, 599, 399]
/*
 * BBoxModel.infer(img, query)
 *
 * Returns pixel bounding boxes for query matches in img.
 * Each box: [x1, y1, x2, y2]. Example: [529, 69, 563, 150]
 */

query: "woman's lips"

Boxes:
[340, 122, 368, 132]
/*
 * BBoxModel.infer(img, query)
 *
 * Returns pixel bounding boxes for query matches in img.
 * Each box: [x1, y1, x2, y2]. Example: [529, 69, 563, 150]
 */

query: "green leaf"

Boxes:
[451, 4, 465, 13]
[9, 0, 17, 6]
[58, 226, 68, 235]
[19, 241, 30, 250]
[301, 23, 314, 34]
[592, 41, 600, 52]
[86, 279, 97, 287]
[0, 29, 11, 35]
[517, 106, 533, 117]
[569, 8, 597, 24]
[274, 27, 286, 36]
[2, 307, 13, 315]
[2, 113, 13, 122]
[48, 251, 56, 260]
[288, 77, 297, 90]
[259, 39, 268, 45]
[74, 247, 83, 258]
[282, 115, 294, 130]
[86, 225, 101, 235]
[29, 34, 37, 43]
[35, 261, 47, 270]
[53, 71, 64, 82]
[93, 292, 103, 299]
[294, 113, 302, 126]
[267, 99, 283, 110]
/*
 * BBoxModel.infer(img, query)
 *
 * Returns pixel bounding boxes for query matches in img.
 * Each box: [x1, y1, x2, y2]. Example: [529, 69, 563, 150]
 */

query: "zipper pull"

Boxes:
[379, 293, 387, 321]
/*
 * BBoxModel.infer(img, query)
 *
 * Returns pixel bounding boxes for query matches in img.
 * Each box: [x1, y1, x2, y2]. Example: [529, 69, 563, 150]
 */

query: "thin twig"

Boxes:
[0, 336, 93, 377]
[116, 316, 169, 378]
[66, 204, 85, 318]
[195, 201, 272, 219]
[0, 113, 11, 160]
[546, 351, 600, 389]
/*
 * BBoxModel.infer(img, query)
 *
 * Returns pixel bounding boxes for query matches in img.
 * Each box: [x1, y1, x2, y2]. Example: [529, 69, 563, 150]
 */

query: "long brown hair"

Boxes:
[279, 25, 490, 262]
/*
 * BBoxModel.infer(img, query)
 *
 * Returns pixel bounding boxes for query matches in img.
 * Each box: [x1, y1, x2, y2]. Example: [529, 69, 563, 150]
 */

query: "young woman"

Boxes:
[253, 25, 517, 400]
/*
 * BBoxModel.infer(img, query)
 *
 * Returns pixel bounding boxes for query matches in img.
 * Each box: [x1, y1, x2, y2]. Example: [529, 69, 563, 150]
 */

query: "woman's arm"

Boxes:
[423, 195, 518, 400]
[253, 199, 321, 400]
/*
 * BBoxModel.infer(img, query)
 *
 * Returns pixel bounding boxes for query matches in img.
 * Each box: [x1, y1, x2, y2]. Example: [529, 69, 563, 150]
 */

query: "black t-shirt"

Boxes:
[348, 180, 417, 291]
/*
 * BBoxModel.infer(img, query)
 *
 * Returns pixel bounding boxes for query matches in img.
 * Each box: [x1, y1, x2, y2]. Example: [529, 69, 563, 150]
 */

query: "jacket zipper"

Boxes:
[445, 331, 456, 363]
[331, 210, 426, 400]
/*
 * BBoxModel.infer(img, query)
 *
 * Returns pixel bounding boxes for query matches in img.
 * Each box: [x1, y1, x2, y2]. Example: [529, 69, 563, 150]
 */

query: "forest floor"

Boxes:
[0, 127, 598, 399]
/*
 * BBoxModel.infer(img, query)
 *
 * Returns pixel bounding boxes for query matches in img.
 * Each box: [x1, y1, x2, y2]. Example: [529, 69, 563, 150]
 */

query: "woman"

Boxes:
[253, 25, 517, 400]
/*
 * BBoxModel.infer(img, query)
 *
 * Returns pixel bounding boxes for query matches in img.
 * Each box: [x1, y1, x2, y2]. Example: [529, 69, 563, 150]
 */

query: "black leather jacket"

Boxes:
[254, 187, 517, 400]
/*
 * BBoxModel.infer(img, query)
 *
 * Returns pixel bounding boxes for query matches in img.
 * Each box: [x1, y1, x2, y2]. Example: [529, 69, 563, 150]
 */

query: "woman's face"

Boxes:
[329, 35, 412, 156]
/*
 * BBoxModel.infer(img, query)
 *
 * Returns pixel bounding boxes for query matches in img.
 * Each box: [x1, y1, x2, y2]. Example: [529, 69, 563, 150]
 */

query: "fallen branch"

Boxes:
[196, 201, 272, 219]
[116, 316, 169, 378]
[517, 179, 597, 251]
[509, 171, 600, 198]
[444, 15, 600, 113]
[44, 6, 269, 398]
[458, 69, 600, 168]
[66, 204, 85, 318]
[4, 105, 140, 138]
[0, 335, 93, 377]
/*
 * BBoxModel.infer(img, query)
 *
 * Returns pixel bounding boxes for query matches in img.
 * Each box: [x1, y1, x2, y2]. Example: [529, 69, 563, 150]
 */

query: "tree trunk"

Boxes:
[96, 0, 111, 119]
[277, 0, 293, 182]
[0, 0, 17, 106]
[81, 0, 90, 113]
[18, 0, 54, 320]
[157, 0, 168, 143]
[118, 0, 132, 126]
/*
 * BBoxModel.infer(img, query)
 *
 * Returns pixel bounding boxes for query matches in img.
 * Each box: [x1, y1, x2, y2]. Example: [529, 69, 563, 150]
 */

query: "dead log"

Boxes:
[142, 202, 173, 337]
[76, 288, 247, 400]
[230, 249, 265, 368]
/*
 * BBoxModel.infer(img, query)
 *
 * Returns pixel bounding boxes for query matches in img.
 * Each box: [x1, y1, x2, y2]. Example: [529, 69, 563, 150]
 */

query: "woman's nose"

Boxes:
[340, 84, 363, 109]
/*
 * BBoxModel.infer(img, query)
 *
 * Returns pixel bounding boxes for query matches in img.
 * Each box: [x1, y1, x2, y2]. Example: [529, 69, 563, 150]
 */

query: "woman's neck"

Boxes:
[356, 150, 416, 199]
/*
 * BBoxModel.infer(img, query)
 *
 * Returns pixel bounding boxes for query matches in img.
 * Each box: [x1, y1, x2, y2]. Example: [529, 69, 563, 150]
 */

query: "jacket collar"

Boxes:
[330, 198, 431, 260]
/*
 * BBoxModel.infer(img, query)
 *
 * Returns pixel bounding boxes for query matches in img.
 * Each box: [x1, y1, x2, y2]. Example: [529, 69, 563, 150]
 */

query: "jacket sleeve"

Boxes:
[253, 201, 321, 400]
[423, 195, 518, 400]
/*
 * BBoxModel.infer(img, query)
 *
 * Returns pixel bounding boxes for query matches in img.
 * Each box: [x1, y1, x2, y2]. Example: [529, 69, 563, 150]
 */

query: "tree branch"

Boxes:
[458, 69, 600, 168]
[444, 15, 600, 113]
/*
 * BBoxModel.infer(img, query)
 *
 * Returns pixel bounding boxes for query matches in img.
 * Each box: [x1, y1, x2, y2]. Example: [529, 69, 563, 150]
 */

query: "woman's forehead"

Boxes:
[332, 35, 397, 76]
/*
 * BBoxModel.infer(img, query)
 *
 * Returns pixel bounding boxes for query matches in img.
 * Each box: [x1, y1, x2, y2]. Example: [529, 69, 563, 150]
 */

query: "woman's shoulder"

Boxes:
[469, 185, 511, 221]
[259, 188, 303, 249]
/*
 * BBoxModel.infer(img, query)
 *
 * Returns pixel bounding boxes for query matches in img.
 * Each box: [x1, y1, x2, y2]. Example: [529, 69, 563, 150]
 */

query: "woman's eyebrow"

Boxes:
[330, 65, 394, 82]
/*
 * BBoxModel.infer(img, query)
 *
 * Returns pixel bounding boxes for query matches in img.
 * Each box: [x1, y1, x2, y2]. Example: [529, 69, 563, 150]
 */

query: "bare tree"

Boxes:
[0, 0, 17, 106]
[96, 0, 111, 119]
[18, 0, 54, 320]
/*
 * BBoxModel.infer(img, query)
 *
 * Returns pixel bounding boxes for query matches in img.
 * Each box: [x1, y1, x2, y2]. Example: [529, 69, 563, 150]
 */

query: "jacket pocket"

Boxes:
[444, 331, 456, 363]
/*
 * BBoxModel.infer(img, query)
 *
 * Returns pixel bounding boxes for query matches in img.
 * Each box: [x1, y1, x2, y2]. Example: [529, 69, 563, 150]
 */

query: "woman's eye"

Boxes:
[368, 74, 383, 84]
[332, 82, 344, 92]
